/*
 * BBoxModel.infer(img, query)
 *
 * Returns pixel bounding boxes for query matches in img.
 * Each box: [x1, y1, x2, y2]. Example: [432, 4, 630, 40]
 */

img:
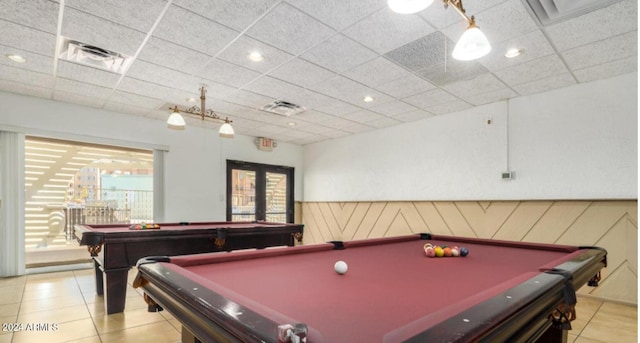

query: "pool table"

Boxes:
[133, 233, 606, 343]
[74, 221, 303, 314]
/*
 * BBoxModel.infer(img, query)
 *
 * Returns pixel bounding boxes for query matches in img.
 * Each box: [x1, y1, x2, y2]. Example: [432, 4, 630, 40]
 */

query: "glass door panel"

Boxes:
[265, 172, 287, 223]
[230, 169, 256, 221]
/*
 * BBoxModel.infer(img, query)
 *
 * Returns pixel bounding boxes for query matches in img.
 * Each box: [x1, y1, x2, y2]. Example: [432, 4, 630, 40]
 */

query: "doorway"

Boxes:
[226, 160, 294, 223]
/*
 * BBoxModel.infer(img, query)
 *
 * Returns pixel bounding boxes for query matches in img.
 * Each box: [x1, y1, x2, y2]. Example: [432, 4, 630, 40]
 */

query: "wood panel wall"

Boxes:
[298, 200, 637, 305]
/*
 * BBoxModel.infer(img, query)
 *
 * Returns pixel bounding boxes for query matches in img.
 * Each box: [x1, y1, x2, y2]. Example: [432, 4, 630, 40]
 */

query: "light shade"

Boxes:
[388, 0, 434, 14]
[452, 24, 491, 61]
[218, 118, 234, 138]
[167, 110, 186, 130]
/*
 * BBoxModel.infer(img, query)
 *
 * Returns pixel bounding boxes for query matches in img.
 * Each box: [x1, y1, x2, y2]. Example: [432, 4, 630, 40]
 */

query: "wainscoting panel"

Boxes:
[300, 200, 637, 304]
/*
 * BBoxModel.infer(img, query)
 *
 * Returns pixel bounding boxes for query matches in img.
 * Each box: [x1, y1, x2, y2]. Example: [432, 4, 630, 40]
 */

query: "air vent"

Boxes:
[261, 100, 306, 116]
[58, 37, 132, 74]
[523, 0, 622, 26]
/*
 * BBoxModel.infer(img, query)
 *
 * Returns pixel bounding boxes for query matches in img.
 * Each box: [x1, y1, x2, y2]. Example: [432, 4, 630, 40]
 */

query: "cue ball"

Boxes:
[334, 261, 348, 275]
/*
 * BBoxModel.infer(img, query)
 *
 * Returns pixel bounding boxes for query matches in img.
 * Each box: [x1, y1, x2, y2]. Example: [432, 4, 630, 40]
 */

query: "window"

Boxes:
[226, 160, 294, 223]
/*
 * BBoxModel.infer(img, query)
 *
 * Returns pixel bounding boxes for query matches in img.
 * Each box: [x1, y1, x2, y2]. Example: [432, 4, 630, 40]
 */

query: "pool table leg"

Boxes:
[93, 260, 104, 295]
[104, 268, 130, 314]
[538, 325, 568, 343]
[181, 328, 201, 343]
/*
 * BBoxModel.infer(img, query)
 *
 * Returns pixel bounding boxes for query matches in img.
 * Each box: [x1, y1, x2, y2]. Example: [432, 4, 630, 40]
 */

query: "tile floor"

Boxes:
[0, 268, 636, 343]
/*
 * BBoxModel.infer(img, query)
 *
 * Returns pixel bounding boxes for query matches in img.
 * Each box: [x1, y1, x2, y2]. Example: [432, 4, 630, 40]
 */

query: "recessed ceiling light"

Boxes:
[248, 51, 264, 62]
[186, 97, 197, 103]
[505, 48, 524, 58]
[363, 96, 375, 103]
[6, 54, 26, 63]
[287, 122, 296, 126]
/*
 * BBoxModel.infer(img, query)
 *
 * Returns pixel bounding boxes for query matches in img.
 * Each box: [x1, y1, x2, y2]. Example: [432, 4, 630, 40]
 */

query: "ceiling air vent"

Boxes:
[58, 37, 132, 74]
[523, 0, 622, 26]
[261, 100, 306, 116]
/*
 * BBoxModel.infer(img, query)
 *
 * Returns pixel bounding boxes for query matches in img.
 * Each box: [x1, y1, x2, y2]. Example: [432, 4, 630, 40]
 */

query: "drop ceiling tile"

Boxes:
[0, 80, 52, 99]
[224, 116, 266, 130]
[425, 99, 472, 115]
[65, 0, 167, 33]
[375, 73, 436, 98]
[308, 75, 394, 108]
[126, 60, 200, 92]
[53, 90, 105, 108]
[103, 101, 151, 116]
[294, 109, 339, 123]
[545, 0, 637, 52]
[223, 89, 274, 109]
[342, 122, 375, 134]
[366, 116, 402, 129]
[0, 45, 53, 74]
[0, 64, 53, 87]
[0, 20, 56, 56]
[61, 8, 145, 56]
[560, 31, 637, 70]
[320, 130, 351, 139]
[392, 109, 435, 122]
[314, 99, 361, 116]
[290, 134, 330, 145]
[573, 55, 638, 83]
[465, 88, 518, 106]
[342, 110, 387, 123]
[109, 91, 165, 112]
[173, 0, 279, 32]
[384, 32, 449, 72]
[243, 76, 304, 99]
[0, 0, 59, 33]
[342, 57, 410, 88]
[442, 73, 507, 99]
[416, 59, 488, 87]
[282, 89, 334, 110]
[252, 124, 290, 135]
[153, 5, 239, 56]
[403, 88, 459, 109]
[200, 58, 261, 88]
[246, 2, 335, 55]
[269, 58, 336, 89]
[317, 116, 354, 129]
[137, 37, 213, 75]
[57, 60, 120, 89]
[512, 73, 576, 96]
[118, 77, 192, 103]
[216, 35, 294, 73]
[296, 123, 335, 135]
[55, 78, 112, 99]
[369, 100, 418, 116]
[287, 0, 385, 31]
[479, 30, 556, 72]
[343, 8, 436, 54]
[205, 100, 253, 116]
[301, 34, 377, 73]
[493, 54, 569, 87]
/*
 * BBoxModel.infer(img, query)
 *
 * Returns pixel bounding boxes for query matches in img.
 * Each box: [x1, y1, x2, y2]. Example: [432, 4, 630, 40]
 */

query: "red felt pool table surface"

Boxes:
[135, 234, 606, 342]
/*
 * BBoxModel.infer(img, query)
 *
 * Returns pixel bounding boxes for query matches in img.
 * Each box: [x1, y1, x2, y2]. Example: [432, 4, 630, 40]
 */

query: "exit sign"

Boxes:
[256, 137, 276, 152]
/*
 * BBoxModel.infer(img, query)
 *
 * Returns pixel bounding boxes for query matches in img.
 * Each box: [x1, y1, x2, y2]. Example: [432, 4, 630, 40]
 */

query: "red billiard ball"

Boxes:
[424, 247, 435, 258]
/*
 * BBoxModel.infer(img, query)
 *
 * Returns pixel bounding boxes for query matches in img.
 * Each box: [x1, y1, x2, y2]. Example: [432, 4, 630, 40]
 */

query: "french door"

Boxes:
[226, 160, 294, 223]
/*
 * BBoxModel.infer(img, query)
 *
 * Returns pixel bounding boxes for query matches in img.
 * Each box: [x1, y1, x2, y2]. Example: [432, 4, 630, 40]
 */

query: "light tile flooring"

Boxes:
[0, 268, 636, 343]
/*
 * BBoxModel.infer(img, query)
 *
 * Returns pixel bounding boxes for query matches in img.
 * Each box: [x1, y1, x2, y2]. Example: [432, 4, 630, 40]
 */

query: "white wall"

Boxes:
[0, 92, 304, 221]
[303, 73, 638, 201]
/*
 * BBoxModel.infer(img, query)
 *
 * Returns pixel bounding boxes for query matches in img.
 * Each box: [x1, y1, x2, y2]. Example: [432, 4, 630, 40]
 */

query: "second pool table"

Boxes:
[134, 233, 606, 342]
[74, 221, 303, 314]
